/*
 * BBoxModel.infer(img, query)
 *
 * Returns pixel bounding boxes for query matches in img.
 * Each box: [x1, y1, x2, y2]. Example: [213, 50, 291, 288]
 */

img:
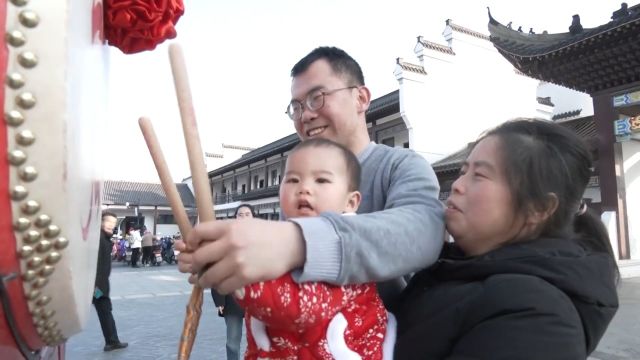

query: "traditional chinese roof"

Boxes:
[552, 109, 582, 121]
[537, 96, 554, 106]
[103, 180, 196, 207]
[433, 117, 596, 175]
[446, 19, 490, 41]
[396, 58, 428, 74]
[487, 5, 640, 94]
[222, 143, 255, 151]
[416, 36, 455, 55]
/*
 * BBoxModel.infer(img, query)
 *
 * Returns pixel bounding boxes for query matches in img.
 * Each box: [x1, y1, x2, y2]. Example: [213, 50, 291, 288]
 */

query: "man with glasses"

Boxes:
[178, 46, 444, 308]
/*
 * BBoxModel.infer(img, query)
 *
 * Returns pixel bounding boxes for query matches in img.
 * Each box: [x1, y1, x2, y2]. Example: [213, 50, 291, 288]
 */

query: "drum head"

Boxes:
[1, 0, 107, 354]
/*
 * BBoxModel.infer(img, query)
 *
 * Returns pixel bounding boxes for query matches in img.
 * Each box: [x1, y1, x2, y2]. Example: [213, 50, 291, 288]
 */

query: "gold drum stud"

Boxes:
[26, 289, 41, 300]
[31, 307, 44, 317]
[11, 186, 29, 201]
[39, 265, 55, 277]
[42, 309, 55, 319]
[8, 149, 27, 166]
[5, 110, 25, 126]
[35, 319, 46, 328]
[27, 256, 43, 269]
[6, 30, 26, 47]
[6, 72, 25, 89]
[36, 326, 44, 335]
[18, 245, 34, 258]
[36, 239, 52, 253]
[44, 225, 60, 238]
[13, 217, 31, 231]
[36, 295, 51, 306]
[10, 0, 29, 6]
[35, 214, 51, 228]
[21, 200, 40, 215]
[44, 321, 57, 330]
[16, 92, 36, 109]
[19, 10, 39, 28]
[19, 166, 38, 182]
[17, 52, 38, 69]
[45, 252, 61, 265]
[16, 129, 36, 145]
[32, 277, 48, 289]
[54, 237, 69, 250]
[23, 230, 41, 244]
[22, 270, 36, 282]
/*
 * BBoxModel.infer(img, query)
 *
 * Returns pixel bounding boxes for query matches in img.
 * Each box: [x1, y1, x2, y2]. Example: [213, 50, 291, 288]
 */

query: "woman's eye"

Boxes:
[285, 178, 298, 183]
[316, 178, 330, 184]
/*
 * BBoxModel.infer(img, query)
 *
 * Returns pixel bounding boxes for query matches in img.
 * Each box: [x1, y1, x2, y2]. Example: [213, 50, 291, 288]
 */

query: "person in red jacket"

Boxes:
[235, 138, 395, 359]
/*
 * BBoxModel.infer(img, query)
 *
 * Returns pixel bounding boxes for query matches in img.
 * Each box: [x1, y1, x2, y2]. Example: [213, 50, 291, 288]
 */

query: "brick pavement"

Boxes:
[66, 261, 639, 359]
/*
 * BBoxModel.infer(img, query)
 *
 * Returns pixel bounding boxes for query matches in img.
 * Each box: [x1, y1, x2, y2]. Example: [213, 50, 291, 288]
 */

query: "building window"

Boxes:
[241, 184, 246, 194]
[403, 142, 409, 148]
[259, 179, 265, 188]
[253, 175, 259, 190]
[271, 170, 278, 186]
[157, 214, 175, 224]
[381, 137, 395, 147]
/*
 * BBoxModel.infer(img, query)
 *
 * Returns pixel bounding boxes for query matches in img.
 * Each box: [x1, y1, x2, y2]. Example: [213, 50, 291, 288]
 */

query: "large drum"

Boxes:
[1, 0, 107, 359]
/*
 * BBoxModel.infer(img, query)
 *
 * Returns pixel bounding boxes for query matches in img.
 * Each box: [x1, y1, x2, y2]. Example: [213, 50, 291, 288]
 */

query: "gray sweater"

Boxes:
[290, 142, 445, 305]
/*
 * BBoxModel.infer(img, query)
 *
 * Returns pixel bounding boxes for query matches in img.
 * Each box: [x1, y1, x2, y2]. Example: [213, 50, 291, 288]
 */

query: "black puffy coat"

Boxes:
[393, 237, 618, 359]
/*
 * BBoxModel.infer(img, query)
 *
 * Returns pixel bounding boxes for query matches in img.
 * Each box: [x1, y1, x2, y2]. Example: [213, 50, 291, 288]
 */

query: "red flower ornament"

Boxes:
[104, 0, 184, 54]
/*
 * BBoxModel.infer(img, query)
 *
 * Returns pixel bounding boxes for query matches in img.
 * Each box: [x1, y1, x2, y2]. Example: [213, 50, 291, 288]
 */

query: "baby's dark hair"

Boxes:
[478, 118, 617, 275]
[290, 138, 361, 191]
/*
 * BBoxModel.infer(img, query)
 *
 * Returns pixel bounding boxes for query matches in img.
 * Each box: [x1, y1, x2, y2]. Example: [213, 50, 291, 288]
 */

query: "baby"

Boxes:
[235, 138, 395, 359]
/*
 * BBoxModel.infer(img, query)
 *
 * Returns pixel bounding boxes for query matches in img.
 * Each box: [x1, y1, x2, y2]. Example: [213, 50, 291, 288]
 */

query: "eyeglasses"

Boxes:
[285, 86, 357, 121]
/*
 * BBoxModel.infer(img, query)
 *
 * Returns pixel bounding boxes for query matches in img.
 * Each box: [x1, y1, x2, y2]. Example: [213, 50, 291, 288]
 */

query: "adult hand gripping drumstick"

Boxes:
[139, 43, 215, 360]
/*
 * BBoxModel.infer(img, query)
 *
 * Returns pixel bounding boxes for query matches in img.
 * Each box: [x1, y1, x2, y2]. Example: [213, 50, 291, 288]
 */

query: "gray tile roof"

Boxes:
[432, 116, 597, 175]
[103, 180, 195, 207]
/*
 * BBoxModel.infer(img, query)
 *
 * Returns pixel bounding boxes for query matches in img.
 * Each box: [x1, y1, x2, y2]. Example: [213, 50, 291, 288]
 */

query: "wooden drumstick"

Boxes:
[138, 117, 192, 237]
[169, 43, 215, 360]
[138, 117, 203, 359]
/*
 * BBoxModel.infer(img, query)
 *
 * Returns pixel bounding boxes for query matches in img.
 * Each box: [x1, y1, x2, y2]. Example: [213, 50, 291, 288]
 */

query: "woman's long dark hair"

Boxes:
[479, 119, 618, 278]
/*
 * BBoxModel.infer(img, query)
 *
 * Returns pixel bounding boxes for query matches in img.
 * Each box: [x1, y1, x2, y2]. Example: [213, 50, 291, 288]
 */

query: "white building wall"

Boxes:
[537, 82, 593, 116]
[401, 25, 542, 164]
[623, 140, 640, 260]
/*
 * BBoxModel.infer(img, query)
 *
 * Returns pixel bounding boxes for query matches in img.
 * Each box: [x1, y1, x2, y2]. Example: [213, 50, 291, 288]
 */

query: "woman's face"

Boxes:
[445, 136, 525, 256]
[236, 206, 253, 220]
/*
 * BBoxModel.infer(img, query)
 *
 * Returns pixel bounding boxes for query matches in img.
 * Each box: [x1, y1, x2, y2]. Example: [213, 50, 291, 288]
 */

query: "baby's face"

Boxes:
[280, 146, 356, 218]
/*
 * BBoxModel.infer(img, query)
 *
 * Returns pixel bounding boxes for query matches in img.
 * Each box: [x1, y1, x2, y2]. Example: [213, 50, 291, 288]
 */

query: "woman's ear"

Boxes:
[526, 192, 559, 227]
[345, 191, 362, 213]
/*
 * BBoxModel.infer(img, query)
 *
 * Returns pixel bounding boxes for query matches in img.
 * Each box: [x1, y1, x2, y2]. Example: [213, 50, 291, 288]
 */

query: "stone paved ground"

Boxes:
[66, 261, 639, 359]
[66, 261, 246, 360]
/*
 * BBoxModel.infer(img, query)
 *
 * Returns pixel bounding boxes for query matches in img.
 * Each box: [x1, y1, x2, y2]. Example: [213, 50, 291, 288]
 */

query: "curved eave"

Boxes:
[487, 8, 640, 93]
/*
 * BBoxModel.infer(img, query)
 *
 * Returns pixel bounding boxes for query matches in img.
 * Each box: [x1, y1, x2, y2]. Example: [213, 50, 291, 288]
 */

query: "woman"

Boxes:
[211, 204, 255, 360]
[393, 119, 619, 359]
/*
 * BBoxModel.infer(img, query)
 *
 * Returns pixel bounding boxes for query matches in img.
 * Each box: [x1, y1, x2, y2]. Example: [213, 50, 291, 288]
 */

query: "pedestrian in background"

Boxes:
[94, 211, 128, 352]
[211, 204, 255, 359]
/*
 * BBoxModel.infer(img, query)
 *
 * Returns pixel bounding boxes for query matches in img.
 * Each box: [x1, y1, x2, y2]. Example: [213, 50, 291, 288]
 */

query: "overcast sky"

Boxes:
[104, 0, 619, 182]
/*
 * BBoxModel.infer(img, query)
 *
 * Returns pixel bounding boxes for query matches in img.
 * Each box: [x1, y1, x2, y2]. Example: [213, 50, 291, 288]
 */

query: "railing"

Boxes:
[213, 185, 280, 204]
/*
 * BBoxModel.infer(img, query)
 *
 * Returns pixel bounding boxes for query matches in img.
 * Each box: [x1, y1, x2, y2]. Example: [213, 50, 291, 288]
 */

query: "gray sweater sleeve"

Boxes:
[290, 148, 445, 285]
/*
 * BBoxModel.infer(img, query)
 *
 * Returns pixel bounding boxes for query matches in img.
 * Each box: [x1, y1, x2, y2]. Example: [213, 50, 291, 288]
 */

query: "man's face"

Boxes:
[290, 59, 362, 150]
[101, 215, 117, 235]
